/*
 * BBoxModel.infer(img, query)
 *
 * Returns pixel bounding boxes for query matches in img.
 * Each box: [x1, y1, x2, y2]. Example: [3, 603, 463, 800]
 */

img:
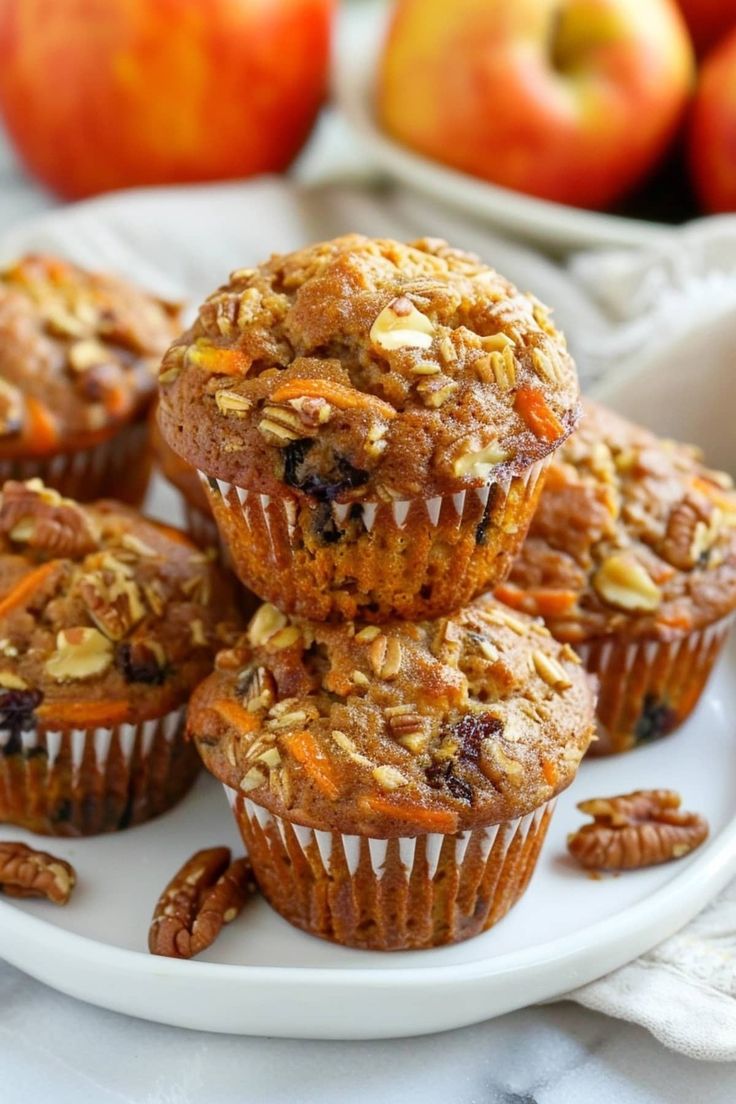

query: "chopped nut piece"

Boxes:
[373, 764, 409, 791]
[370, 296, 435, 351]
[0, 841, 76, 905]
[368, 636, 402, 680]
[532, 650, 572, 692]
[67, 339, 110, 373]
[352, 670, 370, 688]
[248, 604, 288, 648]
[267, 625, 301, 651]
[355, 625, 381, 643]
[288, 395, 332, 427]
[410, 362, 441, 376]
[567, 790, 709, 871]
[452, 439, 510, 478]
[0, 672, 29, 690]
[149, 847, 255, 958]
[240, 767, 266, 792]
[593, 553, 661, 612]
[45, 627, 113, 681]
[531, 347, 560, 385]
[0, 479, 99, 557]
[476, 349, 516, 390]
[332, 729, 373, 767]
[417, 378, 458, 409]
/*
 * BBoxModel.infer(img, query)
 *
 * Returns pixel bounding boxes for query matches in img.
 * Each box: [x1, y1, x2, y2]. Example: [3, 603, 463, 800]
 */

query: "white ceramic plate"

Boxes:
[334, 8, 707, 253]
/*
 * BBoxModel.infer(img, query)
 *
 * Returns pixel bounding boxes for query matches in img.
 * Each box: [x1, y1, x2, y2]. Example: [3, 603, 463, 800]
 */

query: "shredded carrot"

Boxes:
[363, 794, 458, 834]
[38, 700, 130, 727]
[494, 583, 525, 610]
[692, 477, 736, 513]
[659, 611, 694, 632]
[283, 730, 341, 800]
[270, 378, 397, 419]
[495, 584, 576, 619]
[23, 396, 59, 453]
[0, 561, 60, 620]
[211, 699, 260, 734]
[515, 387, 564, 442]
[542, 759, 558, 787]
[188, 343, 251, 376]
[103, 384, 129, 419]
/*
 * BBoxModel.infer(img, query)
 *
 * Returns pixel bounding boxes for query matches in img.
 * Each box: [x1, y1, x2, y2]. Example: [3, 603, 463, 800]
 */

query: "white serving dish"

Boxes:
[334, 5, 722, 253]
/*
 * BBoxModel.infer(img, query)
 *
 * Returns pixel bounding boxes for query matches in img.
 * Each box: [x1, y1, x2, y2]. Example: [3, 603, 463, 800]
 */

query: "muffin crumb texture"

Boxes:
[190, 596, 595, 836]
[158, 235, 580, 500]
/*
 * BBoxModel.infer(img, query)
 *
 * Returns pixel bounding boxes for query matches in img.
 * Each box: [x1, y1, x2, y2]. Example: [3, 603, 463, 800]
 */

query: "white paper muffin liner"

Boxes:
[0, 704, 198, 836]
[200, 457, 549, 552]
[576, 613, 735, 754]
[225, 786, 556, 949]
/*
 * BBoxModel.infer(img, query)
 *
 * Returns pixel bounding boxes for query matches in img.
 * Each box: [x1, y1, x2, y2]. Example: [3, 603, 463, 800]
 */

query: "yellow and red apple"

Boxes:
[676, 1, 736, 57]
[378, 0, 694, 211]
[0, 0, 334, 199]
[689, 28, 736, 212]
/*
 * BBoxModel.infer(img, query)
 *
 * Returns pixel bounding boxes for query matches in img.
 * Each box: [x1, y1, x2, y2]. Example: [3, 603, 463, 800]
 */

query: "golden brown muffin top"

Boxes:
[0, 480, 238, 731]
[158, 235, 580, 500]
[189, 596, 595, 836]
[498, 400, 736, 642]
[0, 254, 180, 458]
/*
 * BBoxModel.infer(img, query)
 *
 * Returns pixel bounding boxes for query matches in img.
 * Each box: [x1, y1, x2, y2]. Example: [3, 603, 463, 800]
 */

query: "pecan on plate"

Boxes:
[0, 480, 99, 557]
[0, 841, 76, 904]
[148, 847, 256, 959]
[567, 789, 709, 872]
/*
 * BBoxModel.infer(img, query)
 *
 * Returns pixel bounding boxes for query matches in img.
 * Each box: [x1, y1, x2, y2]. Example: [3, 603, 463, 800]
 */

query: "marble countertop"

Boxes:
[1, 100, 736, 1104]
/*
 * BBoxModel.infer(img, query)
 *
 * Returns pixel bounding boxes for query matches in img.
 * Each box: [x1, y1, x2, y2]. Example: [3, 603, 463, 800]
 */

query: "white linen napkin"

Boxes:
[2, 177, 736, 1060]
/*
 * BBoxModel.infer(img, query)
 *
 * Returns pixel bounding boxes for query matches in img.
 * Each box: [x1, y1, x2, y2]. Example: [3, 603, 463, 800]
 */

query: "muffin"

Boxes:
[0, 478, 238, 835]
[150, 407, 218, 549]
[189, 596, 595, 950]
[158, 235, 580, 622]
[0, 254, 180, 503]
[497, 400, 736, 755]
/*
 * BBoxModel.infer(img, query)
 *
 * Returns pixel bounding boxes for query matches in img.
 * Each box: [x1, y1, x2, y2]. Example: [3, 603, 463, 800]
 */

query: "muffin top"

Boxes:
[158, 235, 580, 501]
[497, 401, 736, 642]
[0, 254, 180, 458]
[189, 596, 595, 836]
[0, 479, 238, 730]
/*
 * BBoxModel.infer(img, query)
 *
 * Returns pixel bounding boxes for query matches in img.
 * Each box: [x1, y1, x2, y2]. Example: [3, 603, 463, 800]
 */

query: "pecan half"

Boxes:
[0, 841, 76, 904]
[567, 789, 709, 871]
[0, 480, 99, 557]
[148, 847, 256, 959]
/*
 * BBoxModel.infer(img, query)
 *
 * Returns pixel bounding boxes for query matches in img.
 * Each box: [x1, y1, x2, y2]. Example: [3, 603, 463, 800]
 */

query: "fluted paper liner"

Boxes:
[200, 457, 551, 621]
[0, 421, 151, 504]
[0, 705, 198, 836]
[226, 786, 556, 950]
[577, 614, 735, 755]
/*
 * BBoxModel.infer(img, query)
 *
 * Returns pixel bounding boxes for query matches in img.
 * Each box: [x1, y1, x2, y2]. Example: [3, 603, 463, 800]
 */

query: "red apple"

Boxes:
[689, 28, 736, 212]
[0, 0, 333, 199]
[676, 1, 736, 57]
[378, 0, 694, 211]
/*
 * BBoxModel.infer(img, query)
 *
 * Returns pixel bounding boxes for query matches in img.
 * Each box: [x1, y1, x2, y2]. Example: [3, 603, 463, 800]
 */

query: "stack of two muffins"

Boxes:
[159, 236, 597, 950]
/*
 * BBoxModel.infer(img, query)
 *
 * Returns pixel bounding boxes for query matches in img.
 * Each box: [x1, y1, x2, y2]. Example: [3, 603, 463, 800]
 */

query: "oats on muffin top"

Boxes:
[158, 235, 580, 500]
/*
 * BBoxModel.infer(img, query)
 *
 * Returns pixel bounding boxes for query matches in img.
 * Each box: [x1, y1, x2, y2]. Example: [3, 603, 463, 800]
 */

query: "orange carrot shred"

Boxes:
[494, 583, 525, 610]
[0, 561, 61, 621]
[363, 794, 458, 834]
[542, 759, 558, 787]
[515, 387, 564, 442]
[212, 699, 260, 734]
[283, 730, 341, 800]
[23, 396, 59, 453]
[270, 378, 397, 419]
[38, 700, 130, 728]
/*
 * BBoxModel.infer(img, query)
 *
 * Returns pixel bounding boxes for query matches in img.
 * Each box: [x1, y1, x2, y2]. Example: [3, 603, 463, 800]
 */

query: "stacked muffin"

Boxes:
[160, 235, 597, 949]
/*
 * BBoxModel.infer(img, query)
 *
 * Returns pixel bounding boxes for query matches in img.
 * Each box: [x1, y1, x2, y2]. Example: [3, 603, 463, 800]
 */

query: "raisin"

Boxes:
[635, 695, 678, 745]
[425, 759, 474, 803]
[0, 689, 43, 739]
[426, 760, 450, 789]
[445, 713, 503, 764]
[475, 484, 499, 546]
[115, 643, 168, 686]
[282, 439, 368, 502]
[446, 772, 474, 803]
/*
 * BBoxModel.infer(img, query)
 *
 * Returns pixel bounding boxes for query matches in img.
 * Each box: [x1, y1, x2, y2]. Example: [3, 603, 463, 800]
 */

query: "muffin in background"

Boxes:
[150, 406, 218, 549]
[497, 400, 736, 755]
[0, 478, 239, 835]
[0, 254, 180, 503]
[158, 235, 580, 622]
[189, 596, 595, 950]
